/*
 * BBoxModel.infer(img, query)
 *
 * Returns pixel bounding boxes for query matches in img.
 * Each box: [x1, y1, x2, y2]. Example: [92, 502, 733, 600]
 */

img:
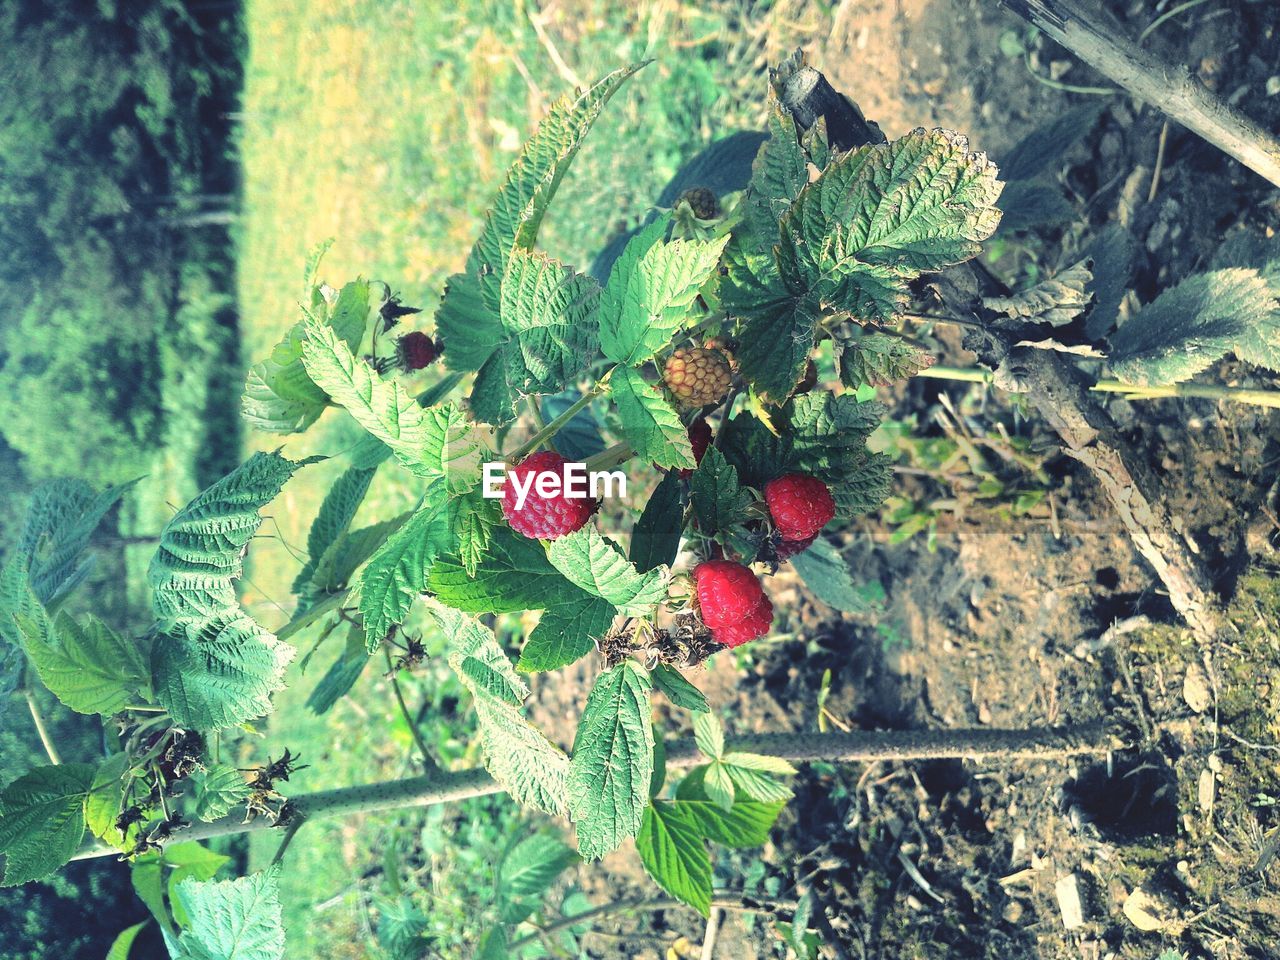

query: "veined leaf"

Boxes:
[0, 762, 95, 886]
[105, 921, 148, 960]
[547, 527, 669, 615]
[469, 250, 601, 427]
[745, 104, 809, 237]
[434, 607, 570, 817]
[636, 802, 712, 916]
[188, 765, 252, 823]
[19, 478, 135, 608]
[791, 538, 884, 613]
[1108, 268, 1276, 385]
[703, 761, 736, 811]
[835, 331, 935, 389]
[173, 870, 286, 960]
[447, 489, 501, 579]
[693, 711, 725, 759]
[733, 296, 821, 403]
[611, 366, 696, 470]
[497, 831, 579, 924]
[242, 280, 374, 434]
[165, 842, 232, 928]
[85, 753, 130, 850]
[292, 465, 376, 595]
[15, 604, 149, 715]
[567, 661, 654, 860]
[599, 226, 728, 367]
[690, 447, 751, 536]
[517, 594, 614, 674]
[1209, 230, 1280, 371]
[439, 65, 646, 368]
[358, 492, 453, 651]
[300, 320, 487, 481]
[651, 664, 709, 713]
[305, 620, 369, 715]
[630, 472, 684, 575]
[983, 259, 1094, 328]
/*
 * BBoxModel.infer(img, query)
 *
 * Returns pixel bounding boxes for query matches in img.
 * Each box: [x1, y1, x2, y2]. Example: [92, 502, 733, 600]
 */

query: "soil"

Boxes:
[523, 1, 1280, 957]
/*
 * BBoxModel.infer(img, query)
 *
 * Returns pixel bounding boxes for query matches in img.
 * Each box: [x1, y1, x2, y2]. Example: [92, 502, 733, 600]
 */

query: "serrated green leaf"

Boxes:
[106, 921, 149, 960]
[518, 594, 614, 673]
[188, 765, 252, 823]
[1208, 230, 1280, 371]
[166, 841, 232, 928]
[0, 762, 94, 885]
[448, 490, 500, 579]
[983, 259, 1094, 328]
[438, 608, 570, 818]
[1108, 268, 1276, 385]
[677, 797, 785, 848]
[173, 870, 285, 960]
[498, 831, 579, 923]
[19, 478, 135, 608]
[15, 605, 149, 715]
[242, 280, 373, 434]
[547, 527, 668, 615]
[693, 711, 725, 759]
[630, 472, 684, 574]
[746, 104, 809, 236]
[358, 493, 453, 651]
[430, 526, 580, 612]
[305, 514, 408, 599]
[292, 466, 376, 595]
[567, 661, 654, 860]
[611, 366, 696, 470]
[722, 764, 794, 803]
[85, 753, 130, 850]
[651, 663, 709, 713]
[636, 803, 712, 916]
[703, 761, 735, 811]
[690, 447, 751, 536]
[790, 538, 884, 613]
[835, 331, 935, 388]
[733, 296, 821, 403]
[439, 65, 645, 374]
[651, 728, 668, 799]
[599, 229, 729, 367]
[300, 321, 487, 481]
[778, 128, 1002, 322]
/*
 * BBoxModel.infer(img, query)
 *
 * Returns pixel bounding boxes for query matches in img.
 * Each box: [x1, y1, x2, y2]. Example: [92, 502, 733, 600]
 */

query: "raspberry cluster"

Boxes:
[501, 450, 597, 540]
[396, 331, 442, 371]
[663, 347, 732, 410]
[694, 560, 774, 648]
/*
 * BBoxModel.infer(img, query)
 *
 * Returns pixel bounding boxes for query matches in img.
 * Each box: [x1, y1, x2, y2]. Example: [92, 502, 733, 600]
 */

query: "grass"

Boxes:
[233, 0, 822, 954]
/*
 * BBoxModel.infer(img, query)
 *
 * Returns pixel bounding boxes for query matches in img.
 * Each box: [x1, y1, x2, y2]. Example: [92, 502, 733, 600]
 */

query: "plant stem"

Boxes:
[507, 890, 797, 951]
[999, 0, 1280, 187]
[25, 690, 62, 766]
[70, 723, 1117, 862]
[382, 645, 439, 773]
[508, 379, 608, 461]
[270, 817, 306, 866]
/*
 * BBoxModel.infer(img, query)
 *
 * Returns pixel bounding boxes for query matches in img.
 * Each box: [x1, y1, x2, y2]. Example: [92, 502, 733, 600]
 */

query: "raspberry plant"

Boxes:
[0, 53, 1027, 957]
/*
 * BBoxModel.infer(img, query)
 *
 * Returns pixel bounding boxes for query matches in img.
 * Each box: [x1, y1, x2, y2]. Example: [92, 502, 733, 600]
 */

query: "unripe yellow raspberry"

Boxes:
[663, 347, 732, 410]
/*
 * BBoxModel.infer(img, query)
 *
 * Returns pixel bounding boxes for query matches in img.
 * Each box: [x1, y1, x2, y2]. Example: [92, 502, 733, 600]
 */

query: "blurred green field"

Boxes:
[233, 0, 823, 954]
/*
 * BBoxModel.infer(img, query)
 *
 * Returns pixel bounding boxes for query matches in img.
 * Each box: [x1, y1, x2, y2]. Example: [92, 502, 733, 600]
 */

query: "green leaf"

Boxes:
[790, 538, 885, 613]
[630, 472, 684, 575]
[1209, 230, 1280, 371]
[188, 765, 252, 823]
[703, 761, 735, 811]
[567, 661, 655, 860]
[106, 921, 149, 960]
[678, 798, 785, 848]
[305, 620, 369, 714]
[733, 296, 821, 403]
[15, 606, 149, 715]
[599, 228, 729, 367]
[19, 478, 136, 607]
[636, 802, 713, 916]
[721, 763, 794, 804]
[469, 250, 601, 426]
[693, 711, 725, 759]
[610, 366, 696, 470]
[1108, 268, 1276, 385]
[429, 526, 584, 615]
[745, 104, 809, 236]
[651, 664, 710, 713]
[0, 762, 94, 885]
[131, 855, 171, 935]
[543, 390, 606, 461]
[242, 280, 374, 434]
[300, 321, 487, 481]
[85, 753, 130, 850]
[518, 594, 614, 673]
[778, 128, 1002, 322]
[173, 870, 285, 960]
[497, 831, 579, 923]
[439, 65, 646, 371]
[358, 493, 453, 650]
[1084, 224, 1138, 340]
[835, 331, 935, 388]
[447, 490, 501, 579]
[304, 514, 408, 599]
[547, 527, 669, 615]
[166, 841, 233, 928]
[292, 465, 376, 595]
[690, 447, 751, 536]
[476, 928, 508, 960]
[432, 605, 570, 817]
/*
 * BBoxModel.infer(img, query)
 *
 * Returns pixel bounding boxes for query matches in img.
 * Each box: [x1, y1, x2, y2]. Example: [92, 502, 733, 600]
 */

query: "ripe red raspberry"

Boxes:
[693, 560, 774, 648]
[774, 532, 818, 560]
[501, 450, 596, 540]
[397, 331, 441, 371]
[764, 473, 835, 542]
[663, 347, 732, 410]
[678, 418, 713, 479]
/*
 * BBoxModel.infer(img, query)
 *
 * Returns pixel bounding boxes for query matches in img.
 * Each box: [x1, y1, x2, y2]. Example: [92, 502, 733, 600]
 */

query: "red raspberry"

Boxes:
[397, 331, 441, 371]
[693, 560, 774, 648]
[501, 450, 597, 540]
[764, 473, 835, 542]
[678, 418, 713, 479]
[774, 532, 818, 560]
